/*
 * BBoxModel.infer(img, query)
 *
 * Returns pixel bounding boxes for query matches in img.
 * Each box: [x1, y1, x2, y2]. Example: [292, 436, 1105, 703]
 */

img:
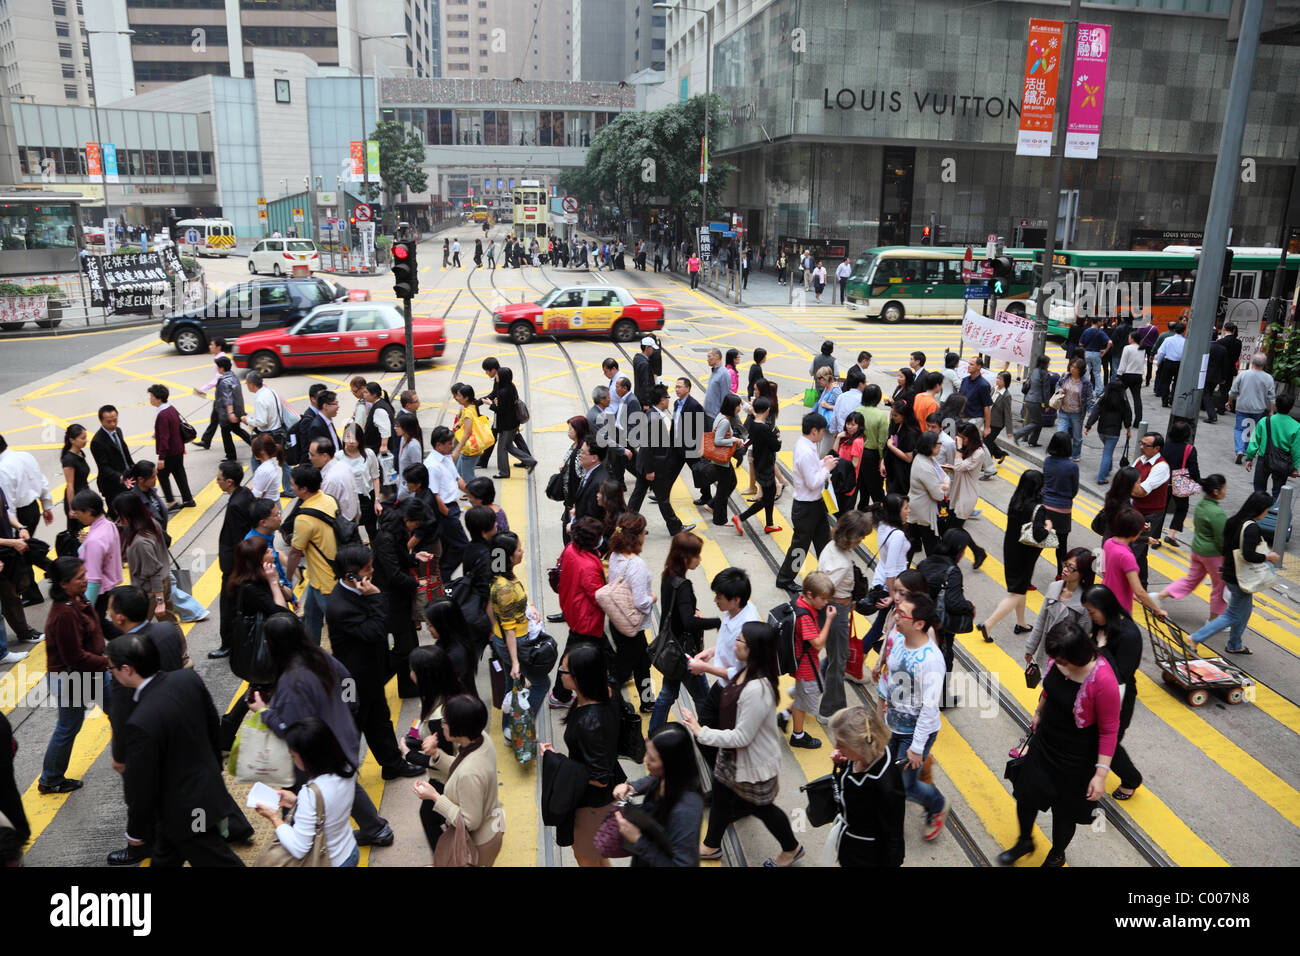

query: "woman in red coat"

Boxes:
[550, 516, 606, 708]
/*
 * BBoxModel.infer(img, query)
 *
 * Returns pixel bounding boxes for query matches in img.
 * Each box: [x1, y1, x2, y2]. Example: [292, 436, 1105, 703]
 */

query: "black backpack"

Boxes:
[768, 601, 823, 691]
[282, 499, 360, 558]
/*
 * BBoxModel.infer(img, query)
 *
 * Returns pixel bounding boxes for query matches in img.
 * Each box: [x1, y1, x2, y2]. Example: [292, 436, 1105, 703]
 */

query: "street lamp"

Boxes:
[84, 29, 134, 243]
[357, 31, 405, 272]
[654, 2, 711, 262]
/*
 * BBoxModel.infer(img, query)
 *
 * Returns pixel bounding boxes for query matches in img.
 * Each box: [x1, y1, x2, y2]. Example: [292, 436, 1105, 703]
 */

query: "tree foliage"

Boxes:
[364, 120, 429, 217]
[557, 95, 736, 241]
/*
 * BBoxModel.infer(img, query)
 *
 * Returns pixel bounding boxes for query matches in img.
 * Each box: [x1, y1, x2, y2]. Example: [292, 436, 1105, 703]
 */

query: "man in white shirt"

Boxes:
[600, 358, 623, 422]
[1154, 322, 1186, 408]
[192, 337, 228, 449]
[835, 257, 852, 302]
[308, 438, 359, 523]
[775, 413, 839, 593]
[424, 426, 468, 582]
[688, 567, 759, 769]
[1131, 431, 1171, 574]
[0, 435, 54, 535]
[243, 371, 290, 495]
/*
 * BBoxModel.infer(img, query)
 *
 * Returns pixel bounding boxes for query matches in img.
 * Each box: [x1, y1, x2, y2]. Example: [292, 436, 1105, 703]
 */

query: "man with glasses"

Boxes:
[303, 390, 342, 453]
[1130, 431, 1170, 576]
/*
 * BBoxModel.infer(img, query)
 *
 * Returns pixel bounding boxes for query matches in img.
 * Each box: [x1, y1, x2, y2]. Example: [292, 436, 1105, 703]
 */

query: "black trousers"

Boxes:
[1110, 686, 1142, 790]
[906, 522, 940, 563]
[704, 781, 798, 852]
[16, 500, 41, 537]
[0, 568, 34, 639]
[200, 404, 220, 444]
[158, 453, 193, 503]
[355, 671, 403, 769]
[860, 448, 885, 507]
[627, 462, 686, 535]
[358, 493, 378, 544]
[1121, 373, 1144, 425]
[738, 481, 776, 526]
[1015, 801, 1078, 857]
[219, 418, 252, 461]
[776, 499, 829, 589]
[710, 462, 737, 525]
[611, 624, 652, 707]
[1166, 494, 1191, 534]
[984, 426, 1005, 461]
[1154, 360, 1179, 403]
[217, 570, 236, 651]
[389, 600, 420, 698]
[696, 681, 723, 772]
[947, 516, 986, 564]
[152, 825, 246, 867]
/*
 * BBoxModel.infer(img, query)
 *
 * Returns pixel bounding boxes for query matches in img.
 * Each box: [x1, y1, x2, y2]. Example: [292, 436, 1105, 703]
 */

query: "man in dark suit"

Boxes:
[627, 384, 694, 535]
[1216, 322, 1243, 416]
[567, 436, 607, 534]
[606, 376, 639, 488]
[670, 376, 711, 506]
[1204, 336, 1227, 424]
[326, 545, 421, 780]
[632, 337, 656, 408]
[302, 389, 342, 453]
[90, 404, 135, 518]
[109, 633, 246, 867]
[213, 460, 254, 659]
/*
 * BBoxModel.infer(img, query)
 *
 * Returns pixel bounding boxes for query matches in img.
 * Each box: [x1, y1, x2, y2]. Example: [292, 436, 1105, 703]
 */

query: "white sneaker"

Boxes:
[1, 650, 29, 664]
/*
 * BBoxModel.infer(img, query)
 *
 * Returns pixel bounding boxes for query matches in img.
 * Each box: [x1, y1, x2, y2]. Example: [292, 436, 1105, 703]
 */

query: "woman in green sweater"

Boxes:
[1156, 475, 1227, 619]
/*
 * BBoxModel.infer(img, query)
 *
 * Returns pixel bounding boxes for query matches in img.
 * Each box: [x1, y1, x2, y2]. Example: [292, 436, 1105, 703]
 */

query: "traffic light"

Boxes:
[987, 256, 1013, 297]
[921, 226, 932, 245]
[1220, 248, 1235, 293]
[392, 239, 418, 298]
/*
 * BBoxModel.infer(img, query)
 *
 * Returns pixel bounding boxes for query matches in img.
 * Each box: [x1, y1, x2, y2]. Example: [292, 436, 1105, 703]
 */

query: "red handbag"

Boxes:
[845, 614, 865, 682]
[595, 803, 631, 859]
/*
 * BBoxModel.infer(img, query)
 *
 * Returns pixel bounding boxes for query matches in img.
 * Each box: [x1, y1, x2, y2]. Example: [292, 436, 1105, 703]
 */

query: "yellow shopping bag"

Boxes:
[456, 413, 496, 456]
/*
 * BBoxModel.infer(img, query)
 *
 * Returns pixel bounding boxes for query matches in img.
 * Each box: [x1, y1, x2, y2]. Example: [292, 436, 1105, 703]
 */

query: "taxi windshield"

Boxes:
[535, 288, 562, 307]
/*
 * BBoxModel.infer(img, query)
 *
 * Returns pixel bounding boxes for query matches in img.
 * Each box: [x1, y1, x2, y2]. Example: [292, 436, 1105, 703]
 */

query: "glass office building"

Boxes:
[711, 0, 1300, 254]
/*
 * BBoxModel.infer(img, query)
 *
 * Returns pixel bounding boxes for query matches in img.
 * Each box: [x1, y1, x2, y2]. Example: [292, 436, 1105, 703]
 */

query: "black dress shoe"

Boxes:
[38, 778, 83, 794]
[546, 612, 565, 623]
[1042, 850, 1066, 867]
[107, 844, 150, 866]
[679, 523, 696, 534]
[354, 827, 395, 847]
[207, 648, 231, 659]
[693, 496, 710, 506]
[381, 762, 425, 780]
[997, 838, 1034, 866]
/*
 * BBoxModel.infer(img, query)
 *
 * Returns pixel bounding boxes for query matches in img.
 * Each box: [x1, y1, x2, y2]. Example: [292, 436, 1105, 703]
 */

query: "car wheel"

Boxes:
[509, 321, 535, 344]
[247, 260, 256, 274]
[249, 350, 282, 377]
[174, 327, 206, 355]
[881, 301, 905, 324]
[380, 345, 406, 372]
[612, 319, 638, 342]
[272, 263, 282, 277]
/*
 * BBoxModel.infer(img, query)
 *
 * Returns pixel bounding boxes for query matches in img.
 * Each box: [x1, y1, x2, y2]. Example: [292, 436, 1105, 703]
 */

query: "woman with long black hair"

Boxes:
[249, 613, 395, 846]
[112, 491, 176, 623]
[402, 643, 473, 766]
[682, 621, 803, 867]
[883, 397, 920, 496]
[488, 367, 537, 479]
[611, 722, 705, 867]
[393, 411, 424, 503]
[423, 598, 480, 693]
[709, 392, 745, 534]
[1185, 490, 1279, 656]
[648, 531, 718, 732]
[60, 424, 91, 532]
[556, 415, 590, 545]
[976, 469, 1043, 642]
[1082, 584, 1144, 800]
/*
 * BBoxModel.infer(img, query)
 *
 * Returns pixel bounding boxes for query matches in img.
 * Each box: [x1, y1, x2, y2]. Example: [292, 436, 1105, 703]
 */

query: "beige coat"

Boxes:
[908, 451, 948, 528]
[949, 446, 985, 519]
[431, 736, 503, 848]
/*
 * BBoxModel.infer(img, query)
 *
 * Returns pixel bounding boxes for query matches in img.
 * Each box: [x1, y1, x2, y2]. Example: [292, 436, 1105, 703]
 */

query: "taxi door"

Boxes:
[581, 288, 621, 333]
[541, 289, 585, 333]
[286, 310, 342, 368]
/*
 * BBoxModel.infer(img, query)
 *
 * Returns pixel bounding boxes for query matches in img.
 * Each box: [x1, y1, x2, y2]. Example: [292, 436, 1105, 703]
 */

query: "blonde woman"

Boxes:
[828, 705, 906, 867]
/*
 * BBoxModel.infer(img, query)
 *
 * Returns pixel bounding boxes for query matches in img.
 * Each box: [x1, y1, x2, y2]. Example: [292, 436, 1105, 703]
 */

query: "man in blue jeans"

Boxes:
[878, 591, 947, 841]
[1079, 316, 1112, 392]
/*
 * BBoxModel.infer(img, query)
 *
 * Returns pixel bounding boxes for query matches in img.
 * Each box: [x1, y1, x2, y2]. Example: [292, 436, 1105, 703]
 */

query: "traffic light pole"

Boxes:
[403, 295, 415, 390]
[1169, 0, 1263, 444]
[1030, 0, 1081, 373]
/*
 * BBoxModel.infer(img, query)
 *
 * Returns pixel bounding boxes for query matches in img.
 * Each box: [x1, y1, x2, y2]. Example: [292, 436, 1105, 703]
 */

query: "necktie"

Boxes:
[112, 429, 126, 464]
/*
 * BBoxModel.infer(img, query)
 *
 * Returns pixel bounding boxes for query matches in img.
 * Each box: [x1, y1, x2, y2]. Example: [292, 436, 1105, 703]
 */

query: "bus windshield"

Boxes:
[850, 252, 876, 282]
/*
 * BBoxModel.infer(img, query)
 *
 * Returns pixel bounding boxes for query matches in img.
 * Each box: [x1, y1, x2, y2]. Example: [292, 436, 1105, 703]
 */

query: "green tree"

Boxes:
[363, 120, 429, 229]
[558, 94, 735, 245]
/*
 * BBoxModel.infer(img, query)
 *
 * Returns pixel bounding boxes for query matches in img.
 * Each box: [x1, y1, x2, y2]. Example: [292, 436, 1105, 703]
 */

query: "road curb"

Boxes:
[0, 316, 159, 340]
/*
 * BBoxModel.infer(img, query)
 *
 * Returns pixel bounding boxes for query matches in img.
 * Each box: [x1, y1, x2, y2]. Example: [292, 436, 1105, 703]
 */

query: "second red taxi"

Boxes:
[493, 284, 664, 344]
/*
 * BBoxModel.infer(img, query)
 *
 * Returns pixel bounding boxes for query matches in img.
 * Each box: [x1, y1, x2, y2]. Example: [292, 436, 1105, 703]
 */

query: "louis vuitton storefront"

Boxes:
[711, 0, 1300, 256]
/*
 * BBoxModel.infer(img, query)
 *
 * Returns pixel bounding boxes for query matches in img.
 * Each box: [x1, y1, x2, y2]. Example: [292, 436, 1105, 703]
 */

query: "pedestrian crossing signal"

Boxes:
[993, 278, 1005, 295]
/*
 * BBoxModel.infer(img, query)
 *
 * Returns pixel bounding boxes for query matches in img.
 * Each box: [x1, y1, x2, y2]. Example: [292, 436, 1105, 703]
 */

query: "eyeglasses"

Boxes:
[557, 667, 569, 678]
[895, 612, 915, 622]
[734, 637, 747, 645]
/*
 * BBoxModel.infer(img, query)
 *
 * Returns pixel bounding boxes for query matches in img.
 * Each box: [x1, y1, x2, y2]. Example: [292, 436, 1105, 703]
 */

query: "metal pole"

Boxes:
[1263, 161, 1299, 336]
[1030, 0, 1082, 372]
[1170, 0, 1264, 444]
[403, 295, 415, 391]
[359, 34, 370, 274]
[85, 38, 110, 233]
[700, 9, 711, 257]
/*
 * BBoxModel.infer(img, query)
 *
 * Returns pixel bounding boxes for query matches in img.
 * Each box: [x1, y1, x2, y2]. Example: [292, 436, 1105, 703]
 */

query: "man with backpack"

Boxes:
[284, 464, 339, 646]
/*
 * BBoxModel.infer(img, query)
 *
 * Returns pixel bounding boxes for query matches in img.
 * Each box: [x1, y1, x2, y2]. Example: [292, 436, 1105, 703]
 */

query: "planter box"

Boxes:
[0, 294, 51, 331]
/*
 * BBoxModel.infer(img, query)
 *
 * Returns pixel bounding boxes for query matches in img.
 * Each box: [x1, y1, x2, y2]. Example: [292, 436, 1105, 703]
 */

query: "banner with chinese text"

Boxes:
[1016, 19, 1063, 157]
[1064, 23, 1111, 159]
[962, 308, 1035, 364]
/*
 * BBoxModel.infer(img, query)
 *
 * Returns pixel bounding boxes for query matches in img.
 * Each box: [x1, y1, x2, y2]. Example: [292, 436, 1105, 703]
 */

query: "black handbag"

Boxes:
[647, 579, 690, 681]
[1262, 417, 1294, 475]
[1004, 733, 1032, 785]
[1024, 659, 1042, 689]
[616, 699, 646, 762]
[545, 469, 566, 502]
[53, 530, 81, 558]
[517, 631, 558, 673]
[799, 771, 839, 828]
[1118, 435, 1131, 470]
[231, 605, 275, 684]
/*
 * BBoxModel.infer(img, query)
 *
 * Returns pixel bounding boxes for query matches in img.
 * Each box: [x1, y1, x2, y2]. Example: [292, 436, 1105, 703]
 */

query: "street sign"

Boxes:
[986, 234, 997, 259]
[964, 282, 991, 300]
[697, 226, 711, 262]
[353, 203, 373, 222]
[292, 208, 305, 223]
[979, 261, 995, 278]
[184, 228, 201, 245]
[257, 197, 266, 205]
[962, 246, 974, 282]
[562, 194, 579, 214]
[322, 222, 333, 231]
[563, 212, 578, 224]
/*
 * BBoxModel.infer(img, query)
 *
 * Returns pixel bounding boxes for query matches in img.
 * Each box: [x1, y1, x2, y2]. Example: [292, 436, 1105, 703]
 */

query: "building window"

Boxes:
[447, 46, 468, 54]
[201, 152, 212, 175]
[63, 84, 77, 99]
[58, 42, 71, 57]
[52, 0, 66, 13]
[652, 38, 664, 49]
[478, 48, 486, 56]
[478, 65, 487, 72]
[61, 64, 74, 78]
[55, 21, 69, 36]
[274, 77, 290, 102]
[241, 26, 336, 47]
[448, 12, 467, 19]
[130, 25, 229, 45]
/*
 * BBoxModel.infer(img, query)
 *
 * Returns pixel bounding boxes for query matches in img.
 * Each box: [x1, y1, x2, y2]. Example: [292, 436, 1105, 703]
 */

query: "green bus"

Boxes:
[843, 246, 1039, 323]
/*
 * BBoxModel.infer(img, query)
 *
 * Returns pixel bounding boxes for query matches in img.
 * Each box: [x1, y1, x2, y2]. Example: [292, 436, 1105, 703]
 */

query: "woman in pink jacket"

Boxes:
[998, 619, 1120, 867]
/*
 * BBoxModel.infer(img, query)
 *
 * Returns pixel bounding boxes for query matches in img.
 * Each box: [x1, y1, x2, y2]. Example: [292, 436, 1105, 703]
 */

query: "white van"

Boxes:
[248, 237, 321, 275]
[175, 218, 236, 257]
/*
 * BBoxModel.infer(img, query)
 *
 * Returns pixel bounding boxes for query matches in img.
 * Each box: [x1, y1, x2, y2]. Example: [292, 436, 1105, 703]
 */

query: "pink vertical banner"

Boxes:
[1064, 23, 1111, 159]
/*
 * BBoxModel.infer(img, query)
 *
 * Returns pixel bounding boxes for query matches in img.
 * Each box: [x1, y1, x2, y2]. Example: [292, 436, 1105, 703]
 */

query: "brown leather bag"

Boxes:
[254, 782, 331, 867]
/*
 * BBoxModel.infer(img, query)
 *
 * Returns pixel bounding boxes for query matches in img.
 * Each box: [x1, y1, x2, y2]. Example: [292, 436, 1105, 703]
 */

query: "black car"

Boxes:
[159, 277, 346, 355]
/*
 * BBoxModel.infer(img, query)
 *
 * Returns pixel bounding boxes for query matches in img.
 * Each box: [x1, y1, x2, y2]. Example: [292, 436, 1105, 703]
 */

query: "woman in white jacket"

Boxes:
[254, 717, 360, 867]
[682, 621, 804, 867]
